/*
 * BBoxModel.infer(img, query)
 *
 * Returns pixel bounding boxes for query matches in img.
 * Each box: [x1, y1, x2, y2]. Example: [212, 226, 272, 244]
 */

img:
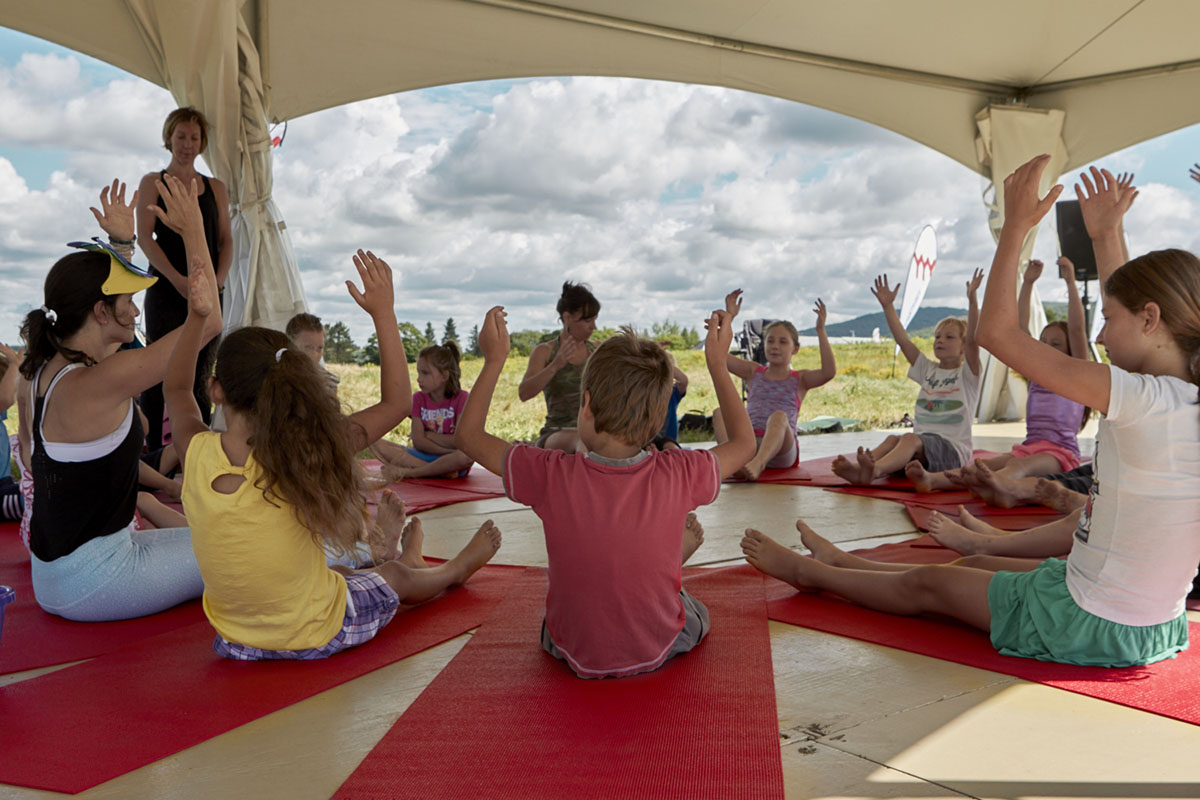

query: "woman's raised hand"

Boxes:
[90, 179, 137, 242]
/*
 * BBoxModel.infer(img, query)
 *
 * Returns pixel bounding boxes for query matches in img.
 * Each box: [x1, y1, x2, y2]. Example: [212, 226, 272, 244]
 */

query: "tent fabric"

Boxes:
[973, 105, 1067, 422]
[2, 0, 1194, 342]
[5, 1, 1198, 173]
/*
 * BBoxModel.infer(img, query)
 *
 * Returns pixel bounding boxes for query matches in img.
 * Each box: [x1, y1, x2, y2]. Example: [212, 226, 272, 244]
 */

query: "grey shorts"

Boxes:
[542, 588, 711, 678]
[759, 432, 799, 470]
[917, 432, 962, 472]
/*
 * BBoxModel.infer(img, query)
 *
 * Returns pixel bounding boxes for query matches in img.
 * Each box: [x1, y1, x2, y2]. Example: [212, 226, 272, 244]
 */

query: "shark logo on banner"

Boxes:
[896, 225, 937, 355]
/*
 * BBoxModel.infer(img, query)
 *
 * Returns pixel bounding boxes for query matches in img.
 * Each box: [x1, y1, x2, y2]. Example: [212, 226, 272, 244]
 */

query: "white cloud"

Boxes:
[3, 45, 1200, 353]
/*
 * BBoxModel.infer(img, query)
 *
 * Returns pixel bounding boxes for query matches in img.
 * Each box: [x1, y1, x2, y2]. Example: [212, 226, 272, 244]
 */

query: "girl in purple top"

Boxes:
[372, 342, 474, 480]
[713, 290, 836, 481]
[908, 257, 1089, 495]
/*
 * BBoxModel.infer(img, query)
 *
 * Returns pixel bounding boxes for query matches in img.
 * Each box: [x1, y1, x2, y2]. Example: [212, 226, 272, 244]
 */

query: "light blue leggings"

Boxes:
[31, 523, 204, 622]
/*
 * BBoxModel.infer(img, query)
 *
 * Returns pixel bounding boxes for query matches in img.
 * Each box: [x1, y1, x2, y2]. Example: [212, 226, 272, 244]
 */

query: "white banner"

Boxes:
[896, 225, 937, 353]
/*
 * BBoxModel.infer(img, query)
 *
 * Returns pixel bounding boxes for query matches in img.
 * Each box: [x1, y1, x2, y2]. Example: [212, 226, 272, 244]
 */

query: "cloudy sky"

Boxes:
[2, 26, 1200, 347]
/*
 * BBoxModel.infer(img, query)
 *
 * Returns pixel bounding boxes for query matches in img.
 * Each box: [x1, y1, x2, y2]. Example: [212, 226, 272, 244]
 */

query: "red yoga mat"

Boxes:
[0, 562, 523, 794]
[362, 462, 507, 513]
[764, 576, 1200, 726]
[335, 565, 785, 800]
[0, 523, 204, 675]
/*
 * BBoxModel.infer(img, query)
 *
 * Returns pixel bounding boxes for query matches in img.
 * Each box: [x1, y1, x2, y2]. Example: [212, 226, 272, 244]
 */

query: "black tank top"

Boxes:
[144, 172, 221, 338]
[29, 365, 143, 561]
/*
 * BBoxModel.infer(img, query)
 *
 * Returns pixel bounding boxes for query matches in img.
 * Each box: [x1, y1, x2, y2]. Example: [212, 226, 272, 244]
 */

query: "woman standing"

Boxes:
[137, 106, 232, 447]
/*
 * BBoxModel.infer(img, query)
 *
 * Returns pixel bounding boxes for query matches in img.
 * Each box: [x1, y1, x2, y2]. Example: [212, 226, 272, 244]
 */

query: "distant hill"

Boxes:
[800, 306, 966, 339]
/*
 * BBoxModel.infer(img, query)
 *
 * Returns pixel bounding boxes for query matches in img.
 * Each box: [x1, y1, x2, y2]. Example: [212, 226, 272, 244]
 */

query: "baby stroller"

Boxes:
[733, 319, 774, 399]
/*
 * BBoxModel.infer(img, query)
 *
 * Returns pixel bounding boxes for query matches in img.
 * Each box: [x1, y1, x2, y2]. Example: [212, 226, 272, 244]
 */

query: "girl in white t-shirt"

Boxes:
[831, 271, 983, 484]
[743, 158, 1200, 667]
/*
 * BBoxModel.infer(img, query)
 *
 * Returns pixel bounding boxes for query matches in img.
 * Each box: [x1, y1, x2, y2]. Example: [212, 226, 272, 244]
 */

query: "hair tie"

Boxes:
[275, 347, 287, 362]
[40, 305, 57, 325]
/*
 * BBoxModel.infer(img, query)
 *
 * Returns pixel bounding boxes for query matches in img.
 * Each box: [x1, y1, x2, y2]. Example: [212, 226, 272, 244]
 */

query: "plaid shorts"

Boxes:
[213, 571, 400, 661]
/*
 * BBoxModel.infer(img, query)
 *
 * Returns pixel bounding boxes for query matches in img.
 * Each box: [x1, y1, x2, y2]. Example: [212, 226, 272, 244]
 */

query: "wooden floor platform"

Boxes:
[4, 428, 1197, 799]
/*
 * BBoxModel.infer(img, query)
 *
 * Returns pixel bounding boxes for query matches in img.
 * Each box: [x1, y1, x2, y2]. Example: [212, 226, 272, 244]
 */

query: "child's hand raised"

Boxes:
[813, 298, 827, 329]
[480, 306, 511, 363]
[871, 275, 900, 308]
[89, 179, 137, 242]
[1022, 259, 1044, 284]
[0, 342, 18, 365]
[1075, 166, 1136, 238]
[1057, 256, 1075, 282]
[966, 268, 985, 298]
[703, 309, 734, 356]
[724, 289, 743, 319]
[347, 249, 395, 319]
[1191, 164, 1200, 185]
[187, 254, 218, 318]
[148, 173, 203, 237]
[1002, 154, 1063, 232]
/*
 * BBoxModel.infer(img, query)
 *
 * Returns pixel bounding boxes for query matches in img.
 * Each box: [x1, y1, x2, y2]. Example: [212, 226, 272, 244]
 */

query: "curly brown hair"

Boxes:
[214, 327, 374, 559]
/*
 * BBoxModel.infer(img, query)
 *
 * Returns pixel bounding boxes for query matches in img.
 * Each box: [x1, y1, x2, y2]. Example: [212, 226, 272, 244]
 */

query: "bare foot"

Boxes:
[1034, 478, 1087, 513]
[445, 519, 502, 584]
[905, 460, 935, 493]
[374, 491, 406, 561]
[731, 466, 754, 482]
[956, 505, 1003, 535]
[831, 454, 860, 484]
[398, 517, 428, 569]
[927, 511, 992, 555]
[962, 463, 998, 505]
[974, 463, 1024, 508]
[854, 447, 877, 484]
[741, 528, 816, 589]
[739, 459, 765, 482]
[682, 512, 704, 564]
[795, 519, 851, 567]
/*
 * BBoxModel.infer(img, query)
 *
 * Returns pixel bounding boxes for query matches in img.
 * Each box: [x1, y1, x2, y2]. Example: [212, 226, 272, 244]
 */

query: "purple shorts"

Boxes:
[213, 571, 400, 661]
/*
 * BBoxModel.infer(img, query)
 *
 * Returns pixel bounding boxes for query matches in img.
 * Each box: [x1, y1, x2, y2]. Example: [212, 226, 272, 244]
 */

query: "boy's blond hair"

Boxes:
[934, 317, 966, 338]
[580, 327, 672, 446]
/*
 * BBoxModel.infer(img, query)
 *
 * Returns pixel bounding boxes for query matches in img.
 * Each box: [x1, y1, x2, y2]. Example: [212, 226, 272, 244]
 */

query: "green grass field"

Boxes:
[332, 337, 943, 446]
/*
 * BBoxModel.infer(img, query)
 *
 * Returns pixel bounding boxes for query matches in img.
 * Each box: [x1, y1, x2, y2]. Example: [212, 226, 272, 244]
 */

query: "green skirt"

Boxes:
[988, 559, 1189, 668]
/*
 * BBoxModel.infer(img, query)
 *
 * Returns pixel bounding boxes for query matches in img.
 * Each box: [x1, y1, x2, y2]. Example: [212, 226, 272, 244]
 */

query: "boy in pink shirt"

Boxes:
[457, 306, 755, 678]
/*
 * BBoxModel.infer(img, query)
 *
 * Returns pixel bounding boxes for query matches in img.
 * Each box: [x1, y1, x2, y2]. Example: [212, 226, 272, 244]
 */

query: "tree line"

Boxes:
[322, 318, 702, 365]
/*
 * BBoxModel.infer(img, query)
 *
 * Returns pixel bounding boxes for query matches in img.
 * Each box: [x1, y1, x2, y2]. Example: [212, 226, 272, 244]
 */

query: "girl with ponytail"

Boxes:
[743, 160, 1200, 669]
[19, 176, 223, 621]
[169, 250, 501, 660]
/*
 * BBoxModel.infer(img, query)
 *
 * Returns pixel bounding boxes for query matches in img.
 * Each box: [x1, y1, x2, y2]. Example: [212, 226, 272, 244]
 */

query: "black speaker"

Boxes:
[1055, 200, 1098, 281]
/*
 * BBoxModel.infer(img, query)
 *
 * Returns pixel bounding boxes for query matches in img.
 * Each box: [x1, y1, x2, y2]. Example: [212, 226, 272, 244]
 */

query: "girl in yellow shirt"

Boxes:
[164, 228, 501, 659]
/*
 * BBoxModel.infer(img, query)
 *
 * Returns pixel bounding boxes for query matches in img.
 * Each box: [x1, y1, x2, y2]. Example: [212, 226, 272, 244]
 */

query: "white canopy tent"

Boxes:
[3, 0, 1197, 415]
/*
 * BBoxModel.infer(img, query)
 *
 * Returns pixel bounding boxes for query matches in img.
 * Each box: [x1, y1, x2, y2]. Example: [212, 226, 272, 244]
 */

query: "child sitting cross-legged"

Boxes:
[713, 290, 836, 480]
[373, 341, 474, 480]
[457, 306, 756, 678]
